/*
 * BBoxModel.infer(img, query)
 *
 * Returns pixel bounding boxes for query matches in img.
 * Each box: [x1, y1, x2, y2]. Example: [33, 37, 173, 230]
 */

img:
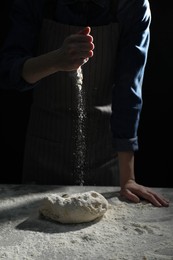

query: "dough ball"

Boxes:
[39, 191, 109, 224]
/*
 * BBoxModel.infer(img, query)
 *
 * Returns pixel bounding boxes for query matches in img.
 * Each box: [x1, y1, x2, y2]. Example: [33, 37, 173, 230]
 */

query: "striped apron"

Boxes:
[22, 15, 120, 185]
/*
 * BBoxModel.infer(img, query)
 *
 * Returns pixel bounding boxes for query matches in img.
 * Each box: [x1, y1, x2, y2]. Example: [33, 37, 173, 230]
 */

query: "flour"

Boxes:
[0, 185, 172, 260]
[70, 67, 87, 185]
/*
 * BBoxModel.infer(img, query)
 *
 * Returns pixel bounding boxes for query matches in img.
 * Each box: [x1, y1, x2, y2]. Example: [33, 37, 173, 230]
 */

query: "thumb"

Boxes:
[78, 26, 91, 35]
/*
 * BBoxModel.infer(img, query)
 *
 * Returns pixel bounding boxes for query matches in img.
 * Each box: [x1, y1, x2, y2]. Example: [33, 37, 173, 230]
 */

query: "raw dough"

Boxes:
[39, 191, 109, 224]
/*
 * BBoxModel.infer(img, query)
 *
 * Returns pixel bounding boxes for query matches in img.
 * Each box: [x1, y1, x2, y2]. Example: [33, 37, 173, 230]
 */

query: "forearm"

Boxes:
[22, 50, 61, 84]
[118, 151, 135, 187]
[22, 28, 94, 84]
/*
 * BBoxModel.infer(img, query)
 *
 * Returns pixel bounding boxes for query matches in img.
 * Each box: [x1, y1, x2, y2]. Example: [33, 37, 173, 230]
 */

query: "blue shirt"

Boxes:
[0, 0, 151, 152]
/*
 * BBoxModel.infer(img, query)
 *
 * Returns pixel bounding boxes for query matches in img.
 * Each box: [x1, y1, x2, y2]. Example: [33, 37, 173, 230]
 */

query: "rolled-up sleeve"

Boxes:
[111, 0, 151, 151]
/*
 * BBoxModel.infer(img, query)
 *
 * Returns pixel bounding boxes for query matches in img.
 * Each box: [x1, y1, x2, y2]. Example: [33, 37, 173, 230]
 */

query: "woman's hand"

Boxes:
[120, 179, 169, 207]
[56, 26, 94, 71]
[118, 152, 169, 207]
[22, 27, 94, 84]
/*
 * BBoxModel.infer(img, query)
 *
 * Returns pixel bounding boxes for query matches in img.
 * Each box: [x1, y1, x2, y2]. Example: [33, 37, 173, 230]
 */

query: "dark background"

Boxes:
[0, 1, 172, 187]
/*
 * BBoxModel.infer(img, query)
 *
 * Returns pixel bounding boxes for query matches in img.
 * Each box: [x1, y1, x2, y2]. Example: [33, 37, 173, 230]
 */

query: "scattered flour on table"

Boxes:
[0, 186, 173, 260]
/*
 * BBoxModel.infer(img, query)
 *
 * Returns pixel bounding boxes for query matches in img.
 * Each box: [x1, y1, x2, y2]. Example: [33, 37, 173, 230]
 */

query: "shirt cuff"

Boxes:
[112, 137, 139, 151]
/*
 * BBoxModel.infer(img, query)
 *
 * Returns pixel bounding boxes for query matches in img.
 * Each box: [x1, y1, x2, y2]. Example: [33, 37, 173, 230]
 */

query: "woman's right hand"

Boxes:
[22, 27, 94, 84]
[56, 26, 94, 71]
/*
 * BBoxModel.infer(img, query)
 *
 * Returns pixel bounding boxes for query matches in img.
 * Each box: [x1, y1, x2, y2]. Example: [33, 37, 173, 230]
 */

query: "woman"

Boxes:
[0, 0, 169, 207]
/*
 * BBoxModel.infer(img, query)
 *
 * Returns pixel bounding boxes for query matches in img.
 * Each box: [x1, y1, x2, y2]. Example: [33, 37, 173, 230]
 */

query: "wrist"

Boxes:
[118, 151, 135, 186]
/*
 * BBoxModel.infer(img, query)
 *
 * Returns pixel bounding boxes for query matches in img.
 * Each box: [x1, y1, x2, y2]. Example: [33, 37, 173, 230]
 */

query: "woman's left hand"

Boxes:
[120, 179, 169, 207]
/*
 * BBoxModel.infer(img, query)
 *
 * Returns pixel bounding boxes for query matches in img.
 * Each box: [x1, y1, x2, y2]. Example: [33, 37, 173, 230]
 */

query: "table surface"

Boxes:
[0, 185, 173, 260]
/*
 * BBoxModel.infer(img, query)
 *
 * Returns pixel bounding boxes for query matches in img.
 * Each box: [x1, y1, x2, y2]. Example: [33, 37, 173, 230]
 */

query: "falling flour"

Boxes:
[69, 67, 87, 185]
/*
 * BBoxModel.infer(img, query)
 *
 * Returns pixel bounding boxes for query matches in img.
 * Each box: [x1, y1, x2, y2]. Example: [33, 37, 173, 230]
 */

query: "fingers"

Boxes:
[74, 26, 94, 54]
[145, 189, 169, 207]
[63, 35, 94, 63]
[58, 27, 94, 71]
[136, 187, 169, 207]
[120, 189, 140, 204]
[78, 26, 91, 35]
[67, 42, 94, 55]
[121, 186, 169, 207]
[69, 34, 93, 44]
